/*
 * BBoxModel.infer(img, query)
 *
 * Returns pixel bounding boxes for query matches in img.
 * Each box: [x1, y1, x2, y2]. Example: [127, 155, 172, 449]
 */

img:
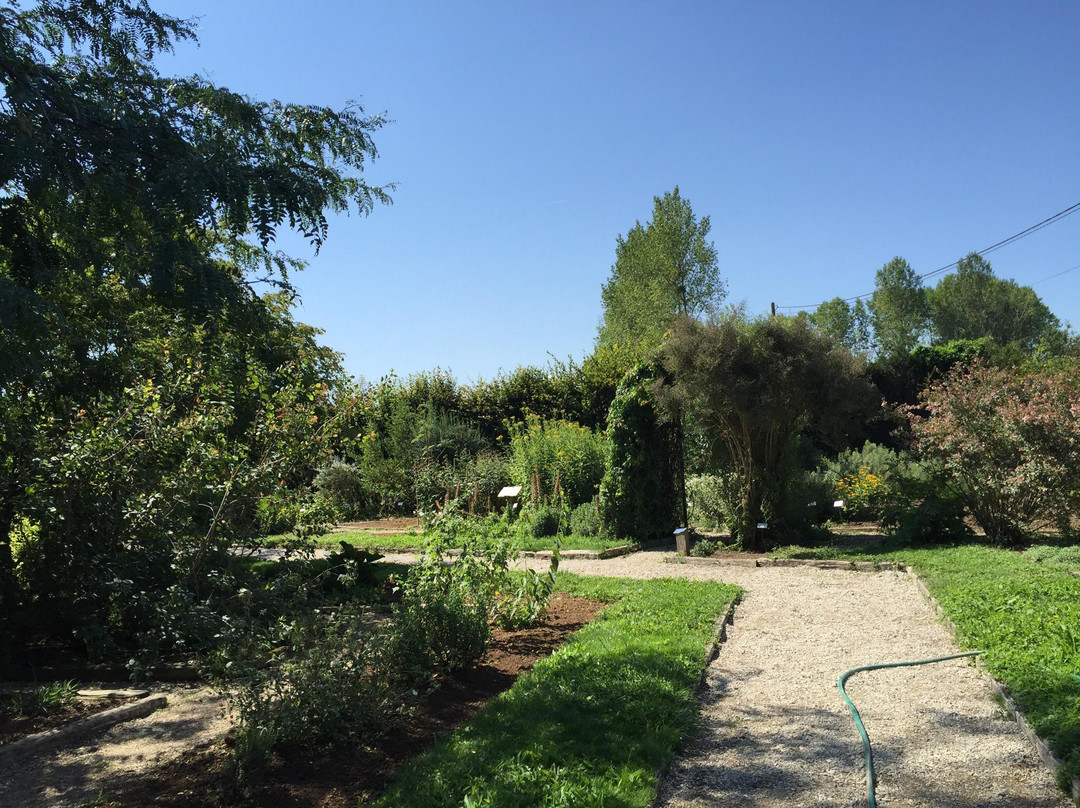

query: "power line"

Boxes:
[1032, 262, 1080, 286]
[775, 200, 1080, 312]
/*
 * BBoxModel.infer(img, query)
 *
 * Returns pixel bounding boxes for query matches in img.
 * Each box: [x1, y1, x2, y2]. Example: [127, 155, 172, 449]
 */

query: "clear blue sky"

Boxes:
[154, 1, 1080, 384]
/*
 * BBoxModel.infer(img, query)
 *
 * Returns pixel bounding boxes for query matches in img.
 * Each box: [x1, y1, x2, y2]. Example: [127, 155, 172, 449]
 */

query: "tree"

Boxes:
[658, 311, 875, 551]
[597, 188, 725, 352]
[909, 362, 1080, 547]
[927, 253, 1063, 351]
[0, 0, 390, 644]
[805, 297, 871, 353]
[869, 257, 928, 358]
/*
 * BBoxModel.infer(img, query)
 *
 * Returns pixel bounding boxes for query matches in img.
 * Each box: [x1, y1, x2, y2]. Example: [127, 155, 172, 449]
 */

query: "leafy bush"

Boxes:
[909, 362, 1080, 546]
[599, 364, 679, 542]
[228, 608, 402, 780]
[313, 459, 364, 518]
[508, 414, 606, 507]
[689, 536, 722, 557]
[526, 505, 563, 539]
[569, 502, 601, 537]
[686, 474, 730, 532]
[880, 491, 973, 545]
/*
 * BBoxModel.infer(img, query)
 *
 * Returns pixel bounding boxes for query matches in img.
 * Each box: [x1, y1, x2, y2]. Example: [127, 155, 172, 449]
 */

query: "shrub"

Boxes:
[527, 505, 562, 538]
[686, 474, 730, 532]
[569, 502, 601, 537]
[816, 441, 925, 522]
[880, 491, 974, 545]
[229, 608, 401, 780]
[689, 536, 722, 557]
[909, 362, 1080, 546]
[508, 414, 606, 507]
[313, 459, 364, 518]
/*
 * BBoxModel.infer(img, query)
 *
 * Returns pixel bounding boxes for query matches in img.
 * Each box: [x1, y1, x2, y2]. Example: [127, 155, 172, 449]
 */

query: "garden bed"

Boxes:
[89, 592, 605, 808]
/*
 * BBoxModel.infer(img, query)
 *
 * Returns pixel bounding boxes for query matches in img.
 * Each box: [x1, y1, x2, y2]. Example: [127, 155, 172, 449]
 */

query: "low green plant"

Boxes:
[1023, 544, 1080, 572]
[526, 505, 562, 538]
[228, 607, 400, 781]
[569, 502, 601, 537]
[689, 537, 722, 557]
[5, 681, 77, 716]
[496, 542, 560, 630]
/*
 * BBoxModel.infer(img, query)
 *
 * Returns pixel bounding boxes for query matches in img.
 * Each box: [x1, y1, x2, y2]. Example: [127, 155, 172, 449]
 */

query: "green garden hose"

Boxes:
[838, 650, 984, 808]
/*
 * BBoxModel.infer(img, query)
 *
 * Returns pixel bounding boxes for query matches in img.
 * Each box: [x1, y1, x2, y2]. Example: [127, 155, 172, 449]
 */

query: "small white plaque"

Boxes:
[497, 486, 522, 498]
[756, 522, 768, 529]
[833, 500, 845, 508]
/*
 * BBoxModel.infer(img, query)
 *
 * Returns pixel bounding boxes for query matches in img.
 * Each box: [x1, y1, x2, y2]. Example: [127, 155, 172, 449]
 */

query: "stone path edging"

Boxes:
[0, 694, 167, 768]
[666, 554, 903, 572]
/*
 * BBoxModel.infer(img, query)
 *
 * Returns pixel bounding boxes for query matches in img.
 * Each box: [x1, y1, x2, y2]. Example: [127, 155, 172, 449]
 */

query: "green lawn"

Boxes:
[299, 530, 631, 554]
[374, 573, 740, 807]
[772, 535, 1080, 793]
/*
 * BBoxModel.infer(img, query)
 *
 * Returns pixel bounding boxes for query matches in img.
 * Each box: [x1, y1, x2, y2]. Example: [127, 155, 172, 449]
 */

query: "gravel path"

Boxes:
[512, 550, 1071, 808]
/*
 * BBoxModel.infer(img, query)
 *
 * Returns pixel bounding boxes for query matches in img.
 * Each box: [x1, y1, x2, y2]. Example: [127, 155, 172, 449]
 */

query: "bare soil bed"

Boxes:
[331, 517, 420, 535]
[92, 592, 603, 808]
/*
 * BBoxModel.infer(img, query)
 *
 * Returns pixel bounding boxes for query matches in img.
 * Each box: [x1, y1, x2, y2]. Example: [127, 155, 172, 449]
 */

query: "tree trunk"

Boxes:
[740, 481, 766, 553]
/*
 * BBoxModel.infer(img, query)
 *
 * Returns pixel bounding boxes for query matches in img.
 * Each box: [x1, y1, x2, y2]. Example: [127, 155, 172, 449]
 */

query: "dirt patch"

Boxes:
[333, 517, 420, 534]
[0, 700, 102, 746]
[97, 593, 604, 807]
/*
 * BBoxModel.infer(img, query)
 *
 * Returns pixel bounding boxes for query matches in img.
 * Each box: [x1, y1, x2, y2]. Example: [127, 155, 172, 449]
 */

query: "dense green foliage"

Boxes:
[507, 414, 607, 507]
[660, 311, 875, 550]
[0, 0, 389, 661]
[226, 534, 558, 781]
[375, 574, 740, 807]
[599, 364, 681, 542]
[927, 253, 1063, 351]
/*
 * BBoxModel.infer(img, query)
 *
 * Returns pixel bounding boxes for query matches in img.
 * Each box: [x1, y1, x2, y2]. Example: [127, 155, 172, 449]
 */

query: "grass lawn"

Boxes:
[374, 573, 740, 807]
[772, 535, 1080, 792]
[300, 530, 631, 554]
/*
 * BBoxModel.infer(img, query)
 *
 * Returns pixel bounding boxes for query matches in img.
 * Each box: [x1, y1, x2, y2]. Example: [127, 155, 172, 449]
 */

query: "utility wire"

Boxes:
[776, 201, 1080, 312]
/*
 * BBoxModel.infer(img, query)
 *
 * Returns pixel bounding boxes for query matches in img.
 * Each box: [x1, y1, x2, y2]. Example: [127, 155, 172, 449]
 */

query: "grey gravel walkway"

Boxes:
[514, 550, 1072, 808]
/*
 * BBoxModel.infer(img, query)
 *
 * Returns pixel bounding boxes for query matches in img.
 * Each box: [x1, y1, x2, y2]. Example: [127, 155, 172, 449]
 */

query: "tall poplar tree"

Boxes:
[597, 188, 725, 353]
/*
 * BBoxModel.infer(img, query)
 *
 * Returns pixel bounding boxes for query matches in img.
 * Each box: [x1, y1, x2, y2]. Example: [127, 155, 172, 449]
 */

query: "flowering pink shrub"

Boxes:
[909, 362, 1080, 546]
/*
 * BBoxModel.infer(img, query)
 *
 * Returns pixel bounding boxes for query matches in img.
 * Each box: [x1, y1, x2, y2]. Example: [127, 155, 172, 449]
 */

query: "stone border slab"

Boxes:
[0, 694, 167, 768]
[665, 555, 902, 572]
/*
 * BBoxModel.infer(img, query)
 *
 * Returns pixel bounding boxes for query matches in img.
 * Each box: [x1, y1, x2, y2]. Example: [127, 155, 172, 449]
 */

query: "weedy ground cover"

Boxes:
[374, 574, 740, 807]
[771, 537, 1080, 792]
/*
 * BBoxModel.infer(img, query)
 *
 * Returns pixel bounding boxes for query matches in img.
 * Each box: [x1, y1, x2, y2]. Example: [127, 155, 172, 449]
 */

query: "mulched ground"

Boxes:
[102, 592, 605, 808]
